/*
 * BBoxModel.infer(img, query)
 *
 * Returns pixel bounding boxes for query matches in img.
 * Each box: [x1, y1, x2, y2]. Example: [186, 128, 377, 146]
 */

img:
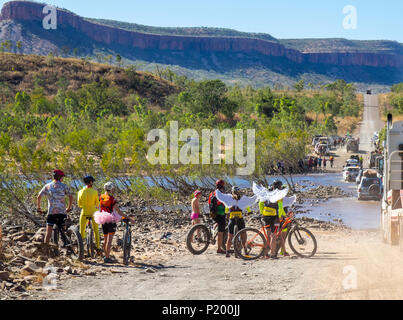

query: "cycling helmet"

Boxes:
[83, 175, 95, 184]
[272, 179, 283, 190]
[53, 170, 65, 180]
[216, 179, 225, 188]
[104, 182, 115, 191]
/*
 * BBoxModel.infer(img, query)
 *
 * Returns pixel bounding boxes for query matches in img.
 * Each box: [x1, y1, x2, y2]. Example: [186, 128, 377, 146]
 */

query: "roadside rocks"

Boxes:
[0, 271, 9, 281]
[296, 186, 351, 200]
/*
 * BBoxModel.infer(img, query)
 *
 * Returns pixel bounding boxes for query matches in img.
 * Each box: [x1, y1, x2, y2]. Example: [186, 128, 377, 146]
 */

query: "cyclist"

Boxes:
[215, 186, 257, 258]
[208, 180, 227, 254]
[99, 182, 134, 264]
[37, 170, 73, 245]
[77, 176, 102, 256]
[258, 179, 288, 259]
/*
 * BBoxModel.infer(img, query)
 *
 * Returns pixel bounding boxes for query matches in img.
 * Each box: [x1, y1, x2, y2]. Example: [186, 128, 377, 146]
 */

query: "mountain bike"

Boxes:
[85, 217, 97, 258]
[121, 218, 132, 265]
[186, 215, 228, 255]
[233, 211, 317, 260]
[39, 210, 84, 260]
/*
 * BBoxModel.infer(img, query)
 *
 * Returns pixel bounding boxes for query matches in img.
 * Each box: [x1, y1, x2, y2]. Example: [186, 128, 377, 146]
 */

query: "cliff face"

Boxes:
[1, 0, 402, 69]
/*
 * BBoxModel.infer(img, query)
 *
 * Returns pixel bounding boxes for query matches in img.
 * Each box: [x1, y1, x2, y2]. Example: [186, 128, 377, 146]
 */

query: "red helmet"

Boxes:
[53, 170, 65, 178]
[216, 179, 225, 188]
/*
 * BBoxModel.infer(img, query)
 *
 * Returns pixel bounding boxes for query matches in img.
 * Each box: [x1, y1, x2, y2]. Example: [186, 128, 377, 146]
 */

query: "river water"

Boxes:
[232, 173, 380, 231]
[140, 173, 380, 231]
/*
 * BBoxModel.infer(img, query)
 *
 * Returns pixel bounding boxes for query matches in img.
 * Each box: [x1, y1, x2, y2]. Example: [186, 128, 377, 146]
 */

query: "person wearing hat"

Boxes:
[77, 175, 101, 255]
[37, 170, 73, 245]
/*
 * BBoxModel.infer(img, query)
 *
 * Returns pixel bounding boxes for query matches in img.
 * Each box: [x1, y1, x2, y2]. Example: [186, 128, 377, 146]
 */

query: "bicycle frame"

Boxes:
[246, 214, 295, 249]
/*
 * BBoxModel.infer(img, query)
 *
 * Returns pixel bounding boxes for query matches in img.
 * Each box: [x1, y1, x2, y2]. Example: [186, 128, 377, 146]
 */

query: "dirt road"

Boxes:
[33, 95, 403, 301]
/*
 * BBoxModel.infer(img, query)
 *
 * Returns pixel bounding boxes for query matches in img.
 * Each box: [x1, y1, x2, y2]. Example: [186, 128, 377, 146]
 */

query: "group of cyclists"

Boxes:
[195, 179, 291, 260]
[37, 170, 134, 264]
[36, 169, 292, 263]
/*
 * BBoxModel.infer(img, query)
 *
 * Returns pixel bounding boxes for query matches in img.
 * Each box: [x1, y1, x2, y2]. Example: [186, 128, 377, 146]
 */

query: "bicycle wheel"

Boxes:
[65, 226, 84, 260]
[233, 228, 266, 261]
[86, 228, 95, 259]
[288, 227, 317, 258]
[186, 224, 211, 255]
[122, 229, 131, 265]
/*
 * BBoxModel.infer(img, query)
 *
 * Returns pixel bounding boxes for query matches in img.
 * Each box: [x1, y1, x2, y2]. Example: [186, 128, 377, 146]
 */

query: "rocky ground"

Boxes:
[0, 181, 349, 300]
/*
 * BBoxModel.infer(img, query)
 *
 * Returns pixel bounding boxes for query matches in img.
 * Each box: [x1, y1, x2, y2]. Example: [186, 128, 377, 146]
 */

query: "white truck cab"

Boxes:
[381, 114, 403, 247]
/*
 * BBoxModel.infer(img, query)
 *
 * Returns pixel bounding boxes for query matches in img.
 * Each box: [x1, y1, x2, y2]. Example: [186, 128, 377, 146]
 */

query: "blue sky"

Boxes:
[1, 0, 402, 42]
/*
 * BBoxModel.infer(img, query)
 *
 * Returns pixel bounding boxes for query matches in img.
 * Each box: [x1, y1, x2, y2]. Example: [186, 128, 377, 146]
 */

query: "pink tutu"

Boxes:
[190, 212, 199, 220]
[94, 211, 122, 225]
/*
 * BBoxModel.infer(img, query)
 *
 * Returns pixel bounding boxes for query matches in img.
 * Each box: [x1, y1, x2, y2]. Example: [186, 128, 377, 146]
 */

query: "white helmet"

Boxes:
[104, 182, 115, 191]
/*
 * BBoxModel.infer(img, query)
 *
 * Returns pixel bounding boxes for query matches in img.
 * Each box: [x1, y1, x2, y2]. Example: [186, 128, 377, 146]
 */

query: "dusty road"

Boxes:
[33, 95, 403, 301]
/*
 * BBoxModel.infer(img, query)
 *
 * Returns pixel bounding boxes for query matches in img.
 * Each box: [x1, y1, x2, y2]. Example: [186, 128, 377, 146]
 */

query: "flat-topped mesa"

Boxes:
[1, 0, 402, 68]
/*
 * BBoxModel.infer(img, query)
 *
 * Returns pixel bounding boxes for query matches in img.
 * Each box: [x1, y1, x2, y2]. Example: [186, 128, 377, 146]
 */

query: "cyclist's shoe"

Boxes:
[225, 251, 230, 258]
[283, 252, 290, 257]
[217, 249, 225, 254]
[270, 254, 279, 260]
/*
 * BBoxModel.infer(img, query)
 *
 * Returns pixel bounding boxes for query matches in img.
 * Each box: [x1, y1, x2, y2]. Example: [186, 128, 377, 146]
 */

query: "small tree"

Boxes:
[73, 48, 79, 58]
[16, 41, 22, 54]
[116, 54, 122, 68]
[293, 80, 305, 92]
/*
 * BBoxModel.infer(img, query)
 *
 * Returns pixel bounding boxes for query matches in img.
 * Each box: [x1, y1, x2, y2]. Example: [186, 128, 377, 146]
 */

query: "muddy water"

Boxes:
[229, 173, 381, 231]
[140, 173, 380, 231]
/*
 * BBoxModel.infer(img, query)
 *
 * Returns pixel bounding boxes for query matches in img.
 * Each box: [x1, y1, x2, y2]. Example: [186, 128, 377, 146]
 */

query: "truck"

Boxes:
[346, 139, 359, 152]
[381, 114, 403, 247]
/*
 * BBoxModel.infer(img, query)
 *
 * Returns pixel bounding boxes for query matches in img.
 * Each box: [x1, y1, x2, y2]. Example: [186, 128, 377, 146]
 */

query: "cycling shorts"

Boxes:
[263, 216, 280, 233]
[102, 222, 117, 235]
[46, 214, 67, 229]
[228, 218, 245, 235]
[213, 215, 226, 233]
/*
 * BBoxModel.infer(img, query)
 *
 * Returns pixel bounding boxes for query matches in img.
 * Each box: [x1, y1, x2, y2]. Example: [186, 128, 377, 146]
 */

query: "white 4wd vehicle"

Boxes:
[343, 166, 360, 182]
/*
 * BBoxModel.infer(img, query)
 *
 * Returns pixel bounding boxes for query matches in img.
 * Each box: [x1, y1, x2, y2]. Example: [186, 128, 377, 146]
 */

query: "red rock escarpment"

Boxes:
[1, 1, 402, 68]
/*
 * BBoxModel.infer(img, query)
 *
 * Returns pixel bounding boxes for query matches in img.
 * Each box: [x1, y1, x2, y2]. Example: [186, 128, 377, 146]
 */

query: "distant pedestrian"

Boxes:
[323, 158, 327, 168]
[318, 157, 322, 167]
[330, 156, 334, 168]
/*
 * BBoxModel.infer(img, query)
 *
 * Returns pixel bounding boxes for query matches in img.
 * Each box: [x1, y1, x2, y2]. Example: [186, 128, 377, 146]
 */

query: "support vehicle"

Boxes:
[381, 114, 403, 247]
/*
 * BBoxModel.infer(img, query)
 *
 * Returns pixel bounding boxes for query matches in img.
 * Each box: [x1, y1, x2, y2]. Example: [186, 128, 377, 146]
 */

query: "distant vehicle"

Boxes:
[343, 166, 360, 182]
[319, 137, 330, 145]
[315, 143, 330, 156]
[358, 176, 382, 201]
[367, 90, 372, 95]
[345, 159, 360, 168]
[356, 169, 364, 185]
[312, 136, 323, 147]
[370, 151, 382, 168]
[346, 139, 359, 153]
